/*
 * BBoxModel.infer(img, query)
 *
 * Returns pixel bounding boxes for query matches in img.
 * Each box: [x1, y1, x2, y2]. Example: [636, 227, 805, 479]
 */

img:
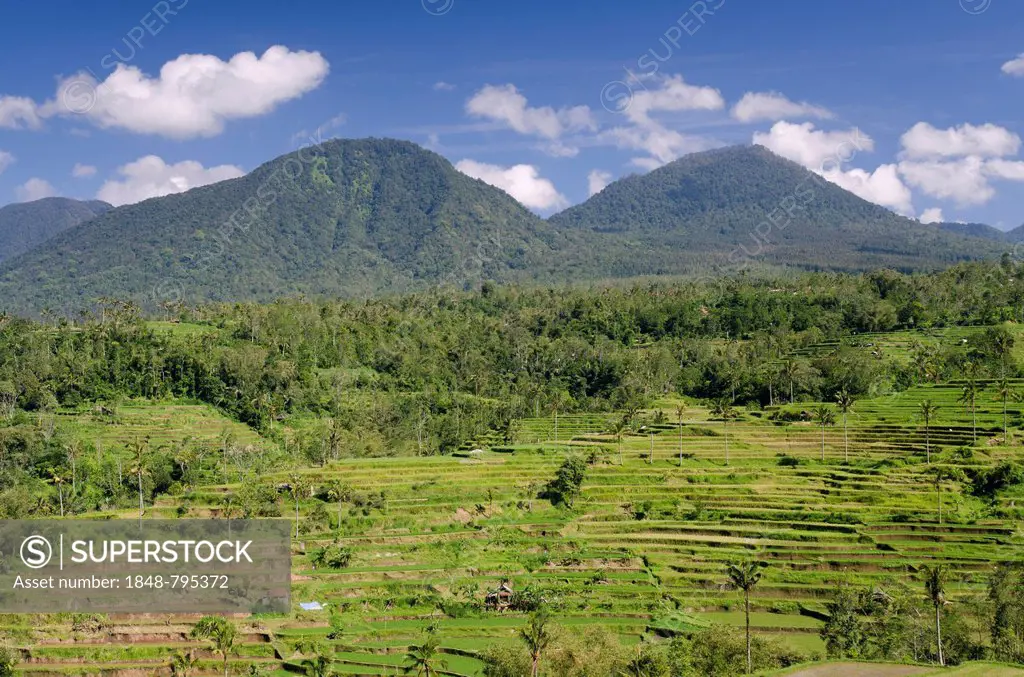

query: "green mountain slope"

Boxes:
[548, 145, 1003, 272]
[0, 141, 1007, 316]
[0, 197, 111, 263]
[0, 139, 567, 313]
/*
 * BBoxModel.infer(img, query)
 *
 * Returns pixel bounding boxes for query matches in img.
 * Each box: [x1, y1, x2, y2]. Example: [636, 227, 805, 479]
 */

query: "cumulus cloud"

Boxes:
[44, 46, 329, 139]
[0, 96, 40, 129]
[603, 124, 718, 170]
[71, 163, 97, 178]
[919, 208, 944, 224]
[753, 121, 913, 213]
[0, 151, 13, 175]
[899, 122, 1020, 160]
[823, 164, 914, 215]
[731, 91, 832, 123]
[898, 156, 993, 206]
[587, 170, 613, 196]
[466, 84, 596, 140]
[96, 155, 245, 206]
[1002, 54, 1024, 77]
[753, 121, 874, 171]
[455, 159, 568, 211]
[624, 74, 724, 126]
[601, 75, 725, 169]
[986, 158, 1024, 180]
[15, 178, 58, 202]
[433, 81, 456, 91]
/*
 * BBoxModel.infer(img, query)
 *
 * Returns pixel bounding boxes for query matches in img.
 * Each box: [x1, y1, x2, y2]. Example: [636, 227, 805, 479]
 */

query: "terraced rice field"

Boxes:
[12, 365, 1022, 675]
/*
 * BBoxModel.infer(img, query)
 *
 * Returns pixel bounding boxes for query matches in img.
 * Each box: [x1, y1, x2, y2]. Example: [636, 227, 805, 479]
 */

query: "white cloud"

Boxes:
[753, 121, 874, 172]
[466, 84, 596, 140]
[44, 46, 329, 139]
[433, 81, 456, 91]
[0, 96, 40, 129]
[455, 159, 568, 211]
[1001, 54, 1024, 77]
[587, 170, 613, 196]
[985, 158, 1024, 180]
[824, 164, 914, 215]
[899, 122, 1019, 159]
[919, 208, 944, 224]
[0, 151, 13, 175]
[603, 124, 718, 169]
[96, 155, 245, 206]
[624, 74, 724, 126]
[15, 178, 58, 202]
[71, 163, 97, 178]
[731, 91, 832, 123]
[898, 156, 993, 206]
[600, 75, 725, 169]
[752, 122, 914, 213]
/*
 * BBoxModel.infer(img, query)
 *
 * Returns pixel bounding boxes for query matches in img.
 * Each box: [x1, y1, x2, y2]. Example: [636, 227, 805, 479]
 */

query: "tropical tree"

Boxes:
[929, 466, 965, 525]
[518, 610, 552, 677]
[128, 437, 151, 527]
[612, 418, 628, 466]
[301, 650, 339, 677]
[994, 376, 1017, 444]
[47, 468, 66, 518]
[710, 398, 736, 465]
[727, 560, 767, 675]
[919, 400, 940, 463]
[675, 403, 686, 467]
[288, 473, 310, 539]
[922, 565, 948, 666]
[169, 649, 198, 677]
[835, 390, 855, 462]
[190, 616, 236, 677]
[812, 404, 836, 462]
[403, 630, 448, 676]
[958, 379, 979, 444]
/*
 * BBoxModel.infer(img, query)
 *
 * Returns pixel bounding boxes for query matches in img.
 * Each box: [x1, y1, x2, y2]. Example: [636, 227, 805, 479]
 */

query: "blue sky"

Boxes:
[0, 0, 1022, 227]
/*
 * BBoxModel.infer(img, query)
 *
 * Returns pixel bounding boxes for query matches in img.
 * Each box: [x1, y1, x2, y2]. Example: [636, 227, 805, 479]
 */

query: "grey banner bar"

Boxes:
[0, 520, 290, 613]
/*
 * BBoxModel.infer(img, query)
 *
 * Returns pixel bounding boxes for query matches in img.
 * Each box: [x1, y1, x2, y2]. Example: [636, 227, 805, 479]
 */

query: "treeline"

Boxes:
[1, 261, 1024, 517]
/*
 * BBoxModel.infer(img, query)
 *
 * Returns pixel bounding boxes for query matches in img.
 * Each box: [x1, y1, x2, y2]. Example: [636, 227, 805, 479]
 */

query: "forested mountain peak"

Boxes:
[0, 197, 111, 264]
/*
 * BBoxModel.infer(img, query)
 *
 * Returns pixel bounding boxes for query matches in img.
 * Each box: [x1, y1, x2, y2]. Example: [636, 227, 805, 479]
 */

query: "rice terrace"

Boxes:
[0, 266, 1022, 675]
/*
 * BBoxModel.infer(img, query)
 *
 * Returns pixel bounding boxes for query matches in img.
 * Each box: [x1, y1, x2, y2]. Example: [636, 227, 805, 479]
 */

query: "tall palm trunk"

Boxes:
[744, 588, 752, 674]
[935, 603, 944, 667]
[724, 419, 729, 466]
[843, 413, 849, 463]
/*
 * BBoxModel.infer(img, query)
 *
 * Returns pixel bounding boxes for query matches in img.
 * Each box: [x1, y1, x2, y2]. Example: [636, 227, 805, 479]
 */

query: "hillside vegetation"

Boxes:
[0, 197, 110, 263]
[0, 262, 1023, 674]
[0, 141, 1008, 316]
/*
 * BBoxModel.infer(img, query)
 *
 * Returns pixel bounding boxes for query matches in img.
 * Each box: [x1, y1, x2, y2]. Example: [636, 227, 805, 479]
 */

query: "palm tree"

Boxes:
[613, 418, 628, 466]
[47, 468, 66, 518]
[302, 651, 339, 677]
[727, 560, 767, 675]
[922, 565, 947, 666]
[834, 390, 855, 463]
[169, 649, 198, 677]
[781, 358, 800, 403]
[919, 400, 940, 463]
[929, 466, 964, 525]
[958, 379, 979, 444]
[675, 404, 686, 467]
[994, 376, 1017, 443]
[403, 631, 448, 676]
[710, 398, 736, 465]
[288, 473, 310, 539]
[128, 438, 151, 528]
[812, 404, 836, 462]
[518, 610, 552, 677]
[190, 616, 236, 677]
